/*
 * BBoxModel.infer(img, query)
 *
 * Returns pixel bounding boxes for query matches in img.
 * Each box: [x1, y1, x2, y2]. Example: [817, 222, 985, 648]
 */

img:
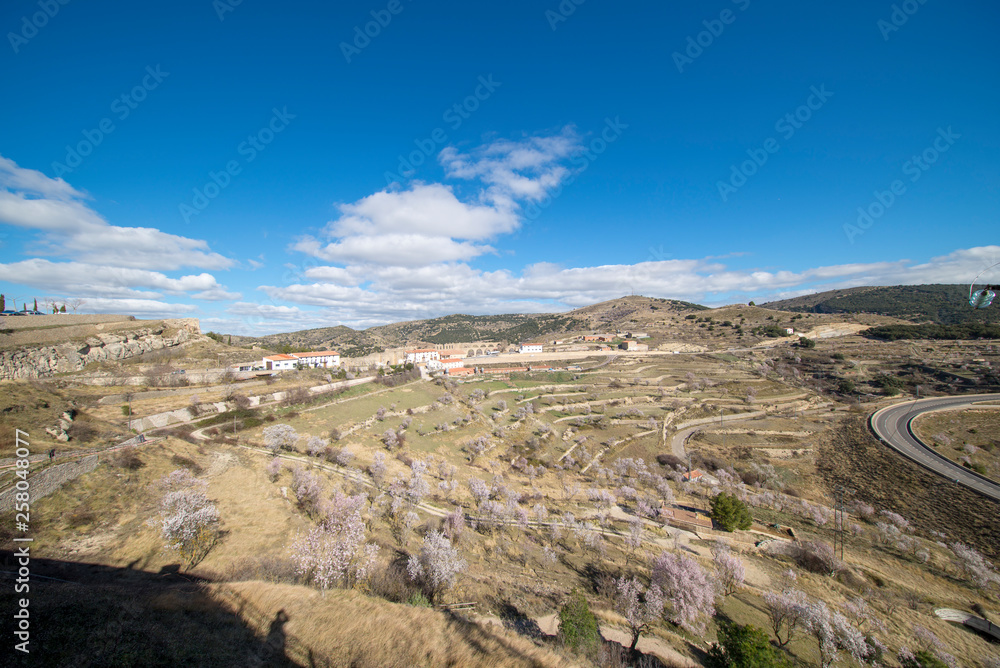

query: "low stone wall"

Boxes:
[0, 454, 99, 512]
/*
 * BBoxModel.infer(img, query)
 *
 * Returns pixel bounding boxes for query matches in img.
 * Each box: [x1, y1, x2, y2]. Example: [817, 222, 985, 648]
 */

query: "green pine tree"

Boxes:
[558, 589, 600, 655]
[706, 620, 789, 668]
[0, 294, 5, 311]
[711, 492, 753, 532]
[33, 298, 38, 311]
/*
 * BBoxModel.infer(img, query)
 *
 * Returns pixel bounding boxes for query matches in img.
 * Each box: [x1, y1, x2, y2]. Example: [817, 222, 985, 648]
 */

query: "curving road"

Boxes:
[869, 394, 1000, 502]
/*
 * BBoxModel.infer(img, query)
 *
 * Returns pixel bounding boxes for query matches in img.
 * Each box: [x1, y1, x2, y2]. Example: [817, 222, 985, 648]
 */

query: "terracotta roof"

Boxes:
[263, 354, 297, 361]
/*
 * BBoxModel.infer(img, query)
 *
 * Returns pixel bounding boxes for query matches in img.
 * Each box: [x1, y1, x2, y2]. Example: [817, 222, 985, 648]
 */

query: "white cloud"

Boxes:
[326, 183, 519, 240]
[255, 246, 1000, 329]
[55, 298, 198, 317]
[294, 129, 584, 269]
[0, 153, 232, 271]
[294, 232, 493, 266]
[0, 259, 231, 299]
[440, 127, 583, 206]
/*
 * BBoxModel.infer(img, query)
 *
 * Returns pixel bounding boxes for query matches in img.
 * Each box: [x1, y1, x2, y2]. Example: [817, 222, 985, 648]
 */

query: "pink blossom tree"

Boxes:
[468, 477, 490, 507]
[306, 436, 327, 457]
[157, 476, 220, 567]
[712, 544, 745, 597]
[266, 457, 282, 482]
[623, 518, 644, 565]
[290, 491, 378, 592]
[651, 551, 714, 633]
[407, 529, 466, 603]
[762, 588, 807, 647]
[291, 467, 325, 518]
[949, 541, 999, 592]
[614, 576, 664, 652]
[368, 451, 387, 490]
[263, 424, 298, 454]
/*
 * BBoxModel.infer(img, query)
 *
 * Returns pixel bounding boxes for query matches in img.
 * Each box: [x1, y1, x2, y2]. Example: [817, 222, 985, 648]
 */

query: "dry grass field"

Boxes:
[912, 408, 1000, 481]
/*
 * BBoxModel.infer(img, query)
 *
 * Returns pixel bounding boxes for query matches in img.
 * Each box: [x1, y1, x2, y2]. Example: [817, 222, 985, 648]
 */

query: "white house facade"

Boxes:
[289, 351, 341, 368]
[262, 350, 340, 371]
[263, 354, 298, 371]
[404, 349, 440, 364]
[520, 344, 543, 354]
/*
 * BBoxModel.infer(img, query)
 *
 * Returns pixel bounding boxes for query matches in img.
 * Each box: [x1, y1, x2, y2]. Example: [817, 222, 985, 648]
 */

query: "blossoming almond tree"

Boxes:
[290, 491, 379, 592]
[408, 530, 466, 604]
[651, 551, 714, 633]
[614, 576, 664, 653]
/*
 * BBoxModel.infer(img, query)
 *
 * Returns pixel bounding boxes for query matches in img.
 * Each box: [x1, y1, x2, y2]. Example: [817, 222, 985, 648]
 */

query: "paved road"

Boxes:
[869, 394, 1000, 502]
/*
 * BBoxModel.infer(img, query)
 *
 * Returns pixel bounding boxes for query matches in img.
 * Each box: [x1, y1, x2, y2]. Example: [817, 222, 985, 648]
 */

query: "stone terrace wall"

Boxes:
[0, 454, 99, 512]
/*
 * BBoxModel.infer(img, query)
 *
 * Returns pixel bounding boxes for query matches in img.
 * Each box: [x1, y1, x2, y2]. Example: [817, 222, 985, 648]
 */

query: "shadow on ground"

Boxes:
[0, 550, 301, 667]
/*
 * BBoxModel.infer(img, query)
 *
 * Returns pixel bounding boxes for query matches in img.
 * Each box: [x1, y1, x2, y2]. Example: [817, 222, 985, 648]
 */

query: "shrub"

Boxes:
[108, 446, 144, 470]
[656, 453, 683, 470]
[898, 649, 950, 668]
[711, 493, 752, 532]
[558, 589, 601, 655]
[706, 619, 790, 668]
[407, 591, 432, 607]
[170, 454, 203, 475]
[793, 540, 841, 575]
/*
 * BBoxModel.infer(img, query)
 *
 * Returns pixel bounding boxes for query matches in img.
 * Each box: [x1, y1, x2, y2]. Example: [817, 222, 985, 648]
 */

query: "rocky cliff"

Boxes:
[0, 325, 195, 380]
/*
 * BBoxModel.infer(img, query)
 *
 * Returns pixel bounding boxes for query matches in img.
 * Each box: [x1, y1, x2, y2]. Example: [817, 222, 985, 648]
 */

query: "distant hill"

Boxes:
[764, 285, 1000, 325]
[225, 296, 707, 354]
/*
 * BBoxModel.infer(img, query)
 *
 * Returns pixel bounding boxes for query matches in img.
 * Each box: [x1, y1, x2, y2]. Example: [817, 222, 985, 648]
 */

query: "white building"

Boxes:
[427, 357, 464, 372]
[289, 351, 341, 368]
[520, 344, 543, 354]
[262, 354, 298, 371]
[404, 349, 440, 364]
[262, 350, 340, 371]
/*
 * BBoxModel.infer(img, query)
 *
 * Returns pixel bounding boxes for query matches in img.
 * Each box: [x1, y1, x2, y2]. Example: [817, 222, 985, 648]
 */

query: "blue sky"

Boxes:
[1, 0, 998, 334]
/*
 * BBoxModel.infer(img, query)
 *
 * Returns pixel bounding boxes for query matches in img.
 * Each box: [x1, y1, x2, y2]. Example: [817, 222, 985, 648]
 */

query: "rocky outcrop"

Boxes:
[0, 326, 192, 380]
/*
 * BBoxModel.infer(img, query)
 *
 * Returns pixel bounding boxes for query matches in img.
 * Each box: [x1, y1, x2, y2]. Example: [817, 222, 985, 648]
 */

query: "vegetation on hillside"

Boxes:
[765, 284, 1000, 325]
[862, 322, 1000, 341]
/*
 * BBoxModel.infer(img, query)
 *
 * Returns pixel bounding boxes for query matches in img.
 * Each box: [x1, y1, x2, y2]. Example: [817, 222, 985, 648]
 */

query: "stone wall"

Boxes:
[0, 454, 99, 512]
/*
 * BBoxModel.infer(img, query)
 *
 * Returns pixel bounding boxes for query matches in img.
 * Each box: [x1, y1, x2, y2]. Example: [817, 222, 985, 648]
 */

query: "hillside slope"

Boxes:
[764, 284, 999, 325]
[227, 296, 707, 353]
